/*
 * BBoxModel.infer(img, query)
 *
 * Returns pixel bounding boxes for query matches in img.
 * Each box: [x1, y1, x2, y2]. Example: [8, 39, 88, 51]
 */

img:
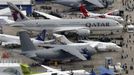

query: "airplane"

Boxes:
[0, 63, 23, 75]
[0, 63, 91, 75]
[0, 30, 46, 48]
[53, 0, 104, 9]
[18, 31, 96, 61]
[7, 2, 123, 37]
[52, 34, 121, 52]
[32, 65, 90, 75]
[78, 40, 121, 52]
[80, 4, 124, 22]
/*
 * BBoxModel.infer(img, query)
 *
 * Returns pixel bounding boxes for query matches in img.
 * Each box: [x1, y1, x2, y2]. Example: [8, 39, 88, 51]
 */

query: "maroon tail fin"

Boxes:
[7, 2, 29, 21]
[80, 4, 89, 17]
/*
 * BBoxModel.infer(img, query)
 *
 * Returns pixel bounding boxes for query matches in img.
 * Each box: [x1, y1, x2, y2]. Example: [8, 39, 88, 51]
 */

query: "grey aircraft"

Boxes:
[53, 0, 104, 9]
[19, 31, 96, 62]
[7, 2, 123, 37]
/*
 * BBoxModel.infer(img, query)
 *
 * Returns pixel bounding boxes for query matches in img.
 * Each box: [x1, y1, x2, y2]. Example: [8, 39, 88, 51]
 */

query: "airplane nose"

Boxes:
[115, 46, 121, 51]
[89, 48, 97, 54]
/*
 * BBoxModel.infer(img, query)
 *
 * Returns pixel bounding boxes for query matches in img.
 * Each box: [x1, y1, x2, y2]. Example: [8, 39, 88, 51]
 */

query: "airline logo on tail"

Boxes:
[80, 4, 89, 17]
[11, 9, 25, 21]
[7, 2, 29, 21]
[36, 29, 46, 41]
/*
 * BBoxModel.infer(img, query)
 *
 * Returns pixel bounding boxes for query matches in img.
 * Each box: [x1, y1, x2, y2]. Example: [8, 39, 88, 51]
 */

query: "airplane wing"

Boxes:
[61, 46, 87, 60]
[41, 65, 70, 75]
[42, 44, 87, 60]
[41, 65, 59, 72]
[33, 10, 61, 20]
[86, 0, 104, 8]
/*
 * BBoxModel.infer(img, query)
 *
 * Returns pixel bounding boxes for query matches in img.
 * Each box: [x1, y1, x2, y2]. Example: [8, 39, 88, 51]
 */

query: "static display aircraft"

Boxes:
[7, 2, 123, 37]
[54, 0, 104, 8]
[52, 34, 121, 52]
[0, 30, 46, 48]
[19, 31, 96, 61]
[80, 4, 124, 22]
[33, 65, 90, 75]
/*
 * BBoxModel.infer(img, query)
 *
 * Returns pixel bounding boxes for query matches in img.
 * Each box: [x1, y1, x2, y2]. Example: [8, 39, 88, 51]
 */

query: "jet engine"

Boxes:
[76, 29, 90, 36]
[2, 42, 20, 48]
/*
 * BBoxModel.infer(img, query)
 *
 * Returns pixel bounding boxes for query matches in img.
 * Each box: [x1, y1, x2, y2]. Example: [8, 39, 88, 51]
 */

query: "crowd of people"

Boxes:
[122, 0, 134, 11]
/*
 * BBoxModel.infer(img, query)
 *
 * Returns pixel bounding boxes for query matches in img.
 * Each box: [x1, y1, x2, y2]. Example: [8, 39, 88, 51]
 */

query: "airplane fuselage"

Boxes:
[12, 18, 123, 32]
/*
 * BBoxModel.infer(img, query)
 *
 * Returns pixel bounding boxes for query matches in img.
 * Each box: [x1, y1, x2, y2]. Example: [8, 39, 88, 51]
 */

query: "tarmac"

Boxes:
[0, 0, 134, 75]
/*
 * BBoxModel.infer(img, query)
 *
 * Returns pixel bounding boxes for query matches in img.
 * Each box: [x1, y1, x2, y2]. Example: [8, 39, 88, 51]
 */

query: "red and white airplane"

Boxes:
[80, 4, 124, 22]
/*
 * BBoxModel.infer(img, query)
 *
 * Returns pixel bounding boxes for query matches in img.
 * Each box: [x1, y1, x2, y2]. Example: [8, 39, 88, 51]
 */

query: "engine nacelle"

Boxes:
[76, 29, 90, 36]
[2, 43, 20, 48]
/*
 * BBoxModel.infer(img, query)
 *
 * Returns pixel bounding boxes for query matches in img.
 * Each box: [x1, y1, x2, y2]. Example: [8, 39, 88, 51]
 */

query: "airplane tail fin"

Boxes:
[79, 3, 89, 17]
[36, 29, 46, 41]
[53, 34, 72, 44]
[19, 31, 36, 52]
[7, 2, 29, 22]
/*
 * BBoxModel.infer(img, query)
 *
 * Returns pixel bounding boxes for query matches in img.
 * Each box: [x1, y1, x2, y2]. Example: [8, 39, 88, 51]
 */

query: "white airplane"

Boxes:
[80, 4, 124, 22]
[33, 65, 90, 75]
[0, 30, 46, 48]
[53, 34, 121, 52]
[78, 40, 121, 52]
[7, 2, 123, 36]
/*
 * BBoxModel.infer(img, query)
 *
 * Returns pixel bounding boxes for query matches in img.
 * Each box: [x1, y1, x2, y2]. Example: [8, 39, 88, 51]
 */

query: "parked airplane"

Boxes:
[19, 31, 96, 61]
[53, 0, 104, 9]
[7, 2, 123, 37]
[53, 34, 121, 52]
[0, 30, 46, 48]
[80, 4, 124, 22]
[33, 65, 90, 75]
[79, 40, 121, 52]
